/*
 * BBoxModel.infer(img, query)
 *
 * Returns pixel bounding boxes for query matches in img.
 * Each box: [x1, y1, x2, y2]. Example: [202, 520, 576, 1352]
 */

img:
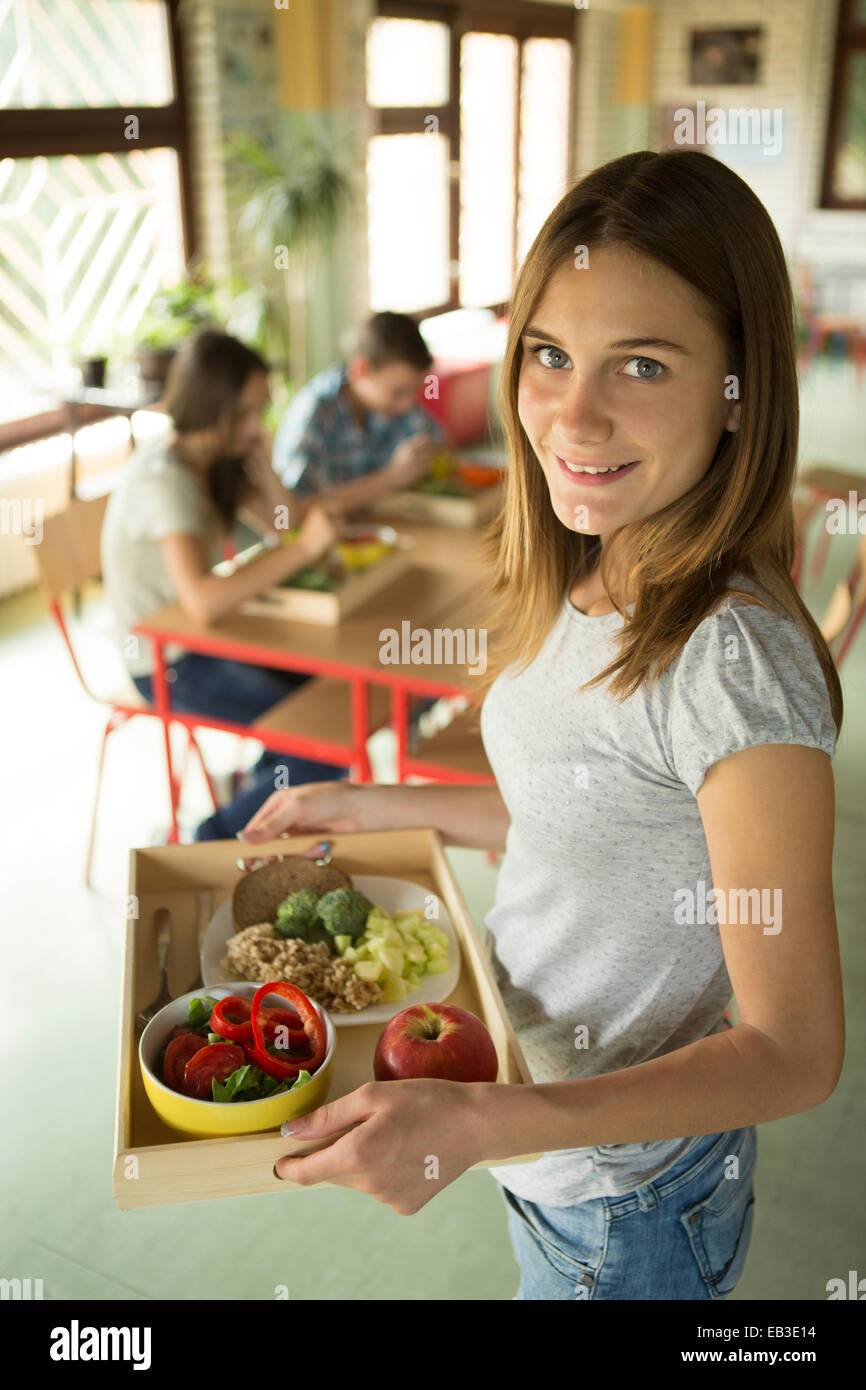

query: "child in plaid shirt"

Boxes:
[271, 311, 447, 519]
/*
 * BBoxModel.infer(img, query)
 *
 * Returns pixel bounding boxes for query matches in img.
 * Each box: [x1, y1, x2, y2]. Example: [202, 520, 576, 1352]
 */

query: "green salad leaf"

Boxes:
[211, 1066, 314, 1104]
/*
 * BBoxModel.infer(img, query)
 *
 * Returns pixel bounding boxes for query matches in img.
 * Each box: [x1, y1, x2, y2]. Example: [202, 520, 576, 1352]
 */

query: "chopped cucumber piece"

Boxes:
[377, 944, 404, 975]
[379, 975, 410, 1003]
[354, 959, 384, 982]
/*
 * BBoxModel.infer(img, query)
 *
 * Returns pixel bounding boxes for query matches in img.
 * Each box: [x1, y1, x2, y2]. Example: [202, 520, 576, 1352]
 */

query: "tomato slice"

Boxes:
[163, 1033, 209, 1092]
[182, 1042, 246, 1099]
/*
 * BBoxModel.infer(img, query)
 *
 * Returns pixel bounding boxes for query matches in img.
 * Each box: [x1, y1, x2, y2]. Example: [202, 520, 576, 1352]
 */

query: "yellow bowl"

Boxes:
[139, 984, 336, 1138]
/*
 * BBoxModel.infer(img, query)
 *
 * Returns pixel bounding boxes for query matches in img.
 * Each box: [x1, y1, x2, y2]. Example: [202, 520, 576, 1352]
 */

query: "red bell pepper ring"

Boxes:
[250, 982, 327, 1080]
[261, 1006, 306, 1047]
[210, 997, 306, 1049]
[209, 996, 253, 1043]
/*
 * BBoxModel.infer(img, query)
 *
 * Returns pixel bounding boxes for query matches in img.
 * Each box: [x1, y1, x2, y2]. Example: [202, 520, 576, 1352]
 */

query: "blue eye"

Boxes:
[622, 356, 666, 381]
[529, 344, 572, 370]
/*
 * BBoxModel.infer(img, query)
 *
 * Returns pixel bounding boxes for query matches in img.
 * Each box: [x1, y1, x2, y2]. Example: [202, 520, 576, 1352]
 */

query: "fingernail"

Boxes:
[281, 1117, 308, 1137]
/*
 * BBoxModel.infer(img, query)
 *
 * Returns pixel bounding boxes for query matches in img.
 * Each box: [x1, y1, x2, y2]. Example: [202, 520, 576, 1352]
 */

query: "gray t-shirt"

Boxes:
[100, 436, 226, 678]
[479, 573, 837, 1207]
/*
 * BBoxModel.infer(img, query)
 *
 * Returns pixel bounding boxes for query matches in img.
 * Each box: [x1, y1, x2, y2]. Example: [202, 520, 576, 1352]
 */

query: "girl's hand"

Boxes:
[237, 780, 370, 843]
[297, 502, 338, 562]
[273, 1079, 488, 1215]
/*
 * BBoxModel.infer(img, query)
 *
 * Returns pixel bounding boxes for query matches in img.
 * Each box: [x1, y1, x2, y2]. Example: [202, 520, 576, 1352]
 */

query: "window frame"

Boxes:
[820, 0, 866, 211]
[371, 0, 577, 321]
[0, 0, 196, 258]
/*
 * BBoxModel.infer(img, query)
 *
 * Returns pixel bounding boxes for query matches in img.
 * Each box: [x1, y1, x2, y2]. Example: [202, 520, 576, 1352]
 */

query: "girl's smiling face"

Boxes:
[517, 245, 740, 542]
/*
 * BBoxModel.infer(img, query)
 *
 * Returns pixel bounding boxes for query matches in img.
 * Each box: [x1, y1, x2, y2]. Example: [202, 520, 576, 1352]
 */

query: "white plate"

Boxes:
[200, 875, 460, 1027]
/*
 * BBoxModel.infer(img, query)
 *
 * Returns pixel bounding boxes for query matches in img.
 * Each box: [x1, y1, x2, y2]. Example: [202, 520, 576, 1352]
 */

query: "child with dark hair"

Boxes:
[100, 329, 350, 839]
[271, 310, 448, 516]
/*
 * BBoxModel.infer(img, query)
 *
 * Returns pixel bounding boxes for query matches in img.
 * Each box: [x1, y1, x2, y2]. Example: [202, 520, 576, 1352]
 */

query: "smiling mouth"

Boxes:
[555, 456, 637, 474]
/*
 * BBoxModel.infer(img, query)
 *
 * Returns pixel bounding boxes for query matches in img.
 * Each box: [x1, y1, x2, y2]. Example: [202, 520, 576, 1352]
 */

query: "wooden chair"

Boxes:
[33, 493, 221, 885]
[796, 265, 866, 385]
[819, 532, 866, 667]
[795, 466, 866, 587]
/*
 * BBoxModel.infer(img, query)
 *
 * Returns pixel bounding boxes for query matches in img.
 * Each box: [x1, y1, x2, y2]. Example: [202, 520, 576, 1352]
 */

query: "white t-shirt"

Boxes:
[479, 573, 837, 1207]
[100, 436, 226, 678]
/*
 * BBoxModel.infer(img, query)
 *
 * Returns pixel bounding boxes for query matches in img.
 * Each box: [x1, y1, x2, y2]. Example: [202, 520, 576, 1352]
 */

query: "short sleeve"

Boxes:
[271, 393, 325, 495]
[126, 465, 203, 543]
[667, 598, 838, 797]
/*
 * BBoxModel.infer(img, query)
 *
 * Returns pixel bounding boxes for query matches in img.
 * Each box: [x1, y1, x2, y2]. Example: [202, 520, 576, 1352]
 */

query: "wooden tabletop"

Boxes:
[133, 520, 498, 693]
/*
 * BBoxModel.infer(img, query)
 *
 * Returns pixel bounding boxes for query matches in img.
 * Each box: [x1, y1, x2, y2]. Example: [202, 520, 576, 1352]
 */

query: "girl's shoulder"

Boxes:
[663, 571, 838, 796]
[127, 433, 190, 481]
[674, 568, 825, 683]
[109, 436, 212, 540]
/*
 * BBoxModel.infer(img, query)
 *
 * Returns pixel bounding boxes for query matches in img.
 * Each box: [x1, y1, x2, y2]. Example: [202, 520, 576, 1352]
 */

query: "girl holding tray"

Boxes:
[237, 150, 844, 1301]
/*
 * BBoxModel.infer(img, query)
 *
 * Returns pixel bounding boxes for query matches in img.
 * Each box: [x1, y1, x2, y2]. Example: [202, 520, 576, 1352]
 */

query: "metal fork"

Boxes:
[134, 908, 173, 1035]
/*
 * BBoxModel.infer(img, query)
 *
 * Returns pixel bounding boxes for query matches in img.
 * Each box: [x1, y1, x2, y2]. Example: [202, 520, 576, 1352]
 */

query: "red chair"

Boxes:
[796, 466, 866, 587]
[33, 493, 221, 885]
[796, 264, 866, 386]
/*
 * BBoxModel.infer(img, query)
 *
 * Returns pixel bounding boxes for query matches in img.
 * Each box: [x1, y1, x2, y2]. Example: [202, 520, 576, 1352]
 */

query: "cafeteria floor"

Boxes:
[3, 386, 865, 1299]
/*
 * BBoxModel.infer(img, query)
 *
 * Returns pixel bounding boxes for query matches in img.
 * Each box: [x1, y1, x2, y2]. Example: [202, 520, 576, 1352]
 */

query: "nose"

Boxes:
[551, 373, 614, 451]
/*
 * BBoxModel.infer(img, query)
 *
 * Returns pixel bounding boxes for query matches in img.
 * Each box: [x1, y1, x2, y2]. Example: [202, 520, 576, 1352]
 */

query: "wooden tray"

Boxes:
[237, 546, 412, 625]
[371, 481, 502, 529]
[114, 829, 543, 1208]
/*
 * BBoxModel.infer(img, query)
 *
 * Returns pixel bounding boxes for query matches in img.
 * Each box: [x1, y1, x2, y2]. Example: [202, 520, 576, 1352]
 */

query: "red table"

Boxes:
[132, 523, 493, 842]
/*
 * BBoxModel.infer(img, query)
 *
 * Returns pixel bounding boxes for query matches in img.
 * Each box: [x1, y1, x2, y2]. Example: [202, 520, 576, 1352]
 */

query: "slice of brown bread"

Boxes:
[231, 856, 352, 932]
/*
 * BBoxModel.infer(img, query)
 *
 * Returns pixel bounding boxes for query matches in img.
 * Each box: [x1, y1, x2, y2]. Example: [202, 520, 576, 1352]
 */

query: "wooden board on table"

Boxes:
[237, 546, 413, 625]
[371, 480, 503, 530]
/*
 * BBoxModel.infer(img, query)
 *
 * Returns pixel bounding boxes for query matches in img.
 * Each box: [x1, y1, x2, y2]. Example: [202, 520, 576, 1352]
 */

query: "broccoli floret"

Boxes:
[315, 888, 373, 940]
[274, 888, 322, 940]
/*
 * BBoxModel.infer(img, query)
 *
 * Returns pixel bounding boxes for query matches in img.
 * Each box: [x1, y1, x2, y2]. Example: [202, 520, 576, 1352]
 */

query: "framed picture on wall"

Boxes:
[689, 28, 763, 85]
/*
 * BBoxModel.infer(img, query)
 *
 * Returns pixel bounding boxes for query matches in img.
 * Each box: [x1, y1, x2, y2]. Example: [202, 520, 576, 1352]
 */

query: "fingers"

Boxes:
[237, 790, 296, 842]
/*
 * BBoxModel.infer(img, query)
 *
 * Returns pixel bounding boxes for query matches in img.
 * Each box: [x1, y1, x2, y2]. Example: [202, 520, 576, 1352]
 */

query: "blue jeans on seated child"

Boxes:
[498, 1124, 757, 1300]
[131, 652, 349, 839]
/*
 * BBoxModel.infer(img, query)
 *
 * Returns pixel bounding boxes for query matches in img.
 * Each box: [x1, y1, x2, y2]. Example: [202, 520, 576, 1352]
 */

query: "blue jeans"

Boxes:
[131, 653, 349, 840]
[498, 1124, 757, 1300]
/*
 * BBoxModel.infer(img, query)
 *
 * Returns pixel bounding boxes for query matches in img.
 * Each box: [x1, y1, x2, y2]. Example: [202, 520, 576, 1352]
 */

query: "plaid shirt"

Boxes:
[271, 361, 446, 497]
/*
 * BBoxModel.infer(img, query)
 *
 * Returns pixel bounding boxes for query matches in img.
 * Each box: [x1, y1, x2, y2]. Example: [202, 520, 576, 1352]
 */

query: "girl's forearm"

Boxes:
[195, 540, 317, 624]
[469, 1025, 833, 1166]
[361, 781, 509, 852]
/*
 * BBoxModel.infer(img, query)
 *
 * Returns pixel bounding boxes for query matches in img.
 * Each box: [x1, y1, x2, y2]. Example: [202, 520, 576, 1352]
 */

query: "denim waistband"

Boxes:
[603, 1127, 753, 1217]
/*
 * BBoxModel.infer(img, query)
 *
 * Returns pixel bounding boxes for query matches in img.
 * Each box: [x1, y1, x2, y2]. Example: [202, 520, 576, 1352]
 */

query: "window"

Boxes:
[0, 0, 193, 395]
[366, 1, 576, 317]
[821, 0, 866, 208]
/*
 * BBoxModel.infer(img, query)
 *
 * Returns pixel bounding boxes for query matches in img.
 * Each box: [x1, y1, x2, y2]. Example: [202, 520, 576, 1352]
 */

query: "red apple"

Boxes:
[373, 1003, 499, 1082]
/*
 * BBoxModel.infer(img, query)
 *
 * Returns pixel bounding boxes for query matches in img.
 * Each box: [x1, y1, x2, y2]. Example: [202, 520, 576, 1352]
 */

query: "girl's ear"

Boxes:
[726, 401, 741, 433]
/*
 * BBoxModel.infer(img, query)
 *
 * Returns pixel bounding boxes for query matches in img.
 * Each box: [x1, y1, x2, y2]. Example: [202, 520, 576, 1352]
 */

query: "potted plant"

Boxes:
[132, 274, 222, 388]
[230, 122, 353, 387]
[66, 328, 112, 388]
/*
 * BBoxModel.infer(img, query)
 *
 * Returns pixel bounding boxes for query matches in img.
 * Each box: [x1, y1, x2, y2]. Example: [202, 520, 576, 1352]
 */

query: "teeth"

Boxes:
[563, 461, 629, 474]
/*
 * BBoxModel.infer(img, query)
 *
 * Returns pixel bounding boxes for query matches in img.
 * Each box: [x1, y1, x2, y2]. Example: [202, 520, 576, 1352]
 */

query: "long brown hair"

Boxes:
[471, 149, 842, 738]
[163, 329, 268, 530]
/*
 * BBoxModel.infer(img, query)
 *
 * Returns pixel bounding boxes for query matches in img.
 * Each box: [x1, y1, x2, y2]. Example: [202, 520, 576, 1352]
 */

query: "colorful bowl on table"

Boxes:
[138, 984, 336, 1138]
[455, 461, 502, 489]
